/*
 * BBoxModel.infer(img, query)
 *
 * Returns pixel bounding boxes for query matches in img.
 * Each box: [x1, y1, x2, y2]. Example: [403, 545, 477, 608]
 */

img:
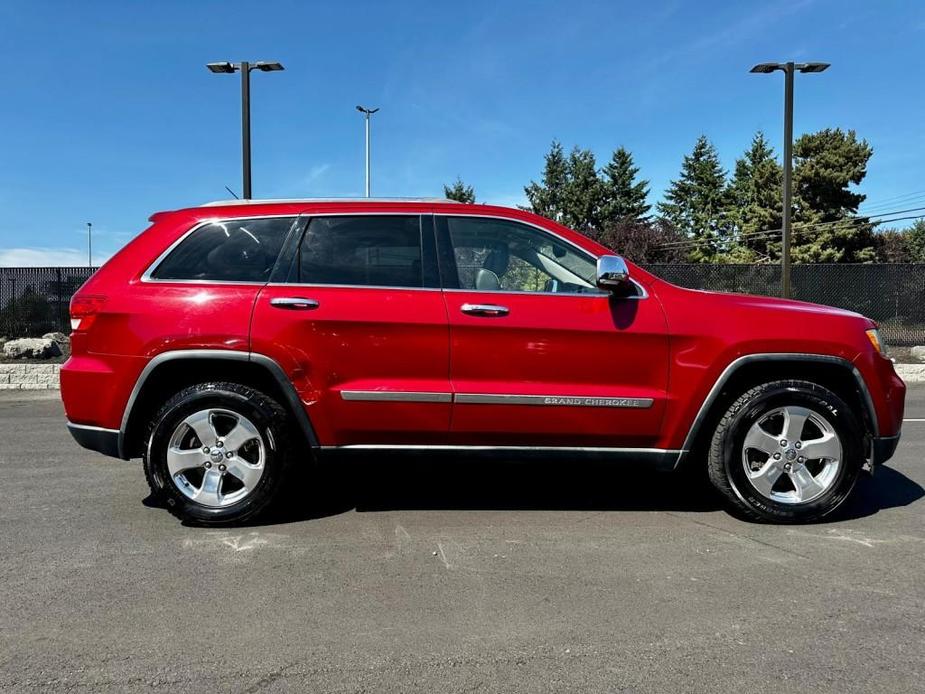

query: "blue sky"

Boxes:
[1, 0, 923, 265]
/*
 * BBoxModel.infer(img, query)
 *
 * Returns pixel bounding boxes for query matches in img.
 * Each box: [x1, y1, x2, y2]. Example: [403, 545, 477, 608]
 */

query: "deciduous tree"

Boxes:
[597, 218, 686, 263]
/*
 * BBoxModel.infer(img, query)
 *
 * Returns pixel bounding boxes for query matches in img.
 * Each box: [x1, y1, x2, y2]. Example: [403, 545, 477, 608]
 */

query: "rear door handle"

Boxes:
[460, 303, 509, 317]
[270, 297, 320, 310]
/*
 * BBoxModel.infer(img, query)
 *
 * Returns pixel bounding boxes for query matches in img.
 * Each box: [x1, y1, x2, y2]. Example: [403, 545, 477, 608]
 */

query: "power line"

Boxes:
[654, 206, 925, 250]
[860, 189, 925, 212]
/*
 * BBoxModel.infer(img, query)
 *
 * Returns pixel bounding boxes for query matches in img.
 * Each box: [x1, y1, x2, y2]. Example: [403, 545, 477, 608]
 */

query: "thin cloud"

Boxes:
[306, 163, 331, 184]
[0, 247, 110, 267]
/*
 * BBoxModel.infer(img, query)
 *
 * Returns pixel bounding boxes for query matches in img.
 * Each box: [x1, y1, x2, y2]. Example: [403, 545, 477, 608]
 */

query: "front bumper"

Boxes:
[872, 433, 901, 467]
[67, 422, 122, 459]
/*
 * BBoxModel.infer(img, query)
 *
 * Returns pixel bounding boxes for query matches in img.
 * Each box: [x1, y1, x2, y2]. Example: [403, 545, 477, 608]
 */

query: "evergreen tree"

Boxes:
[791, 128, 876, 262]
[657, 136, 731, 262]
[561, 146, 605, 236]
[600, 147, 650, 224]
[524, 141, 568, 223]
[443, 177, 476, 203]
[727, 132, 782, 262]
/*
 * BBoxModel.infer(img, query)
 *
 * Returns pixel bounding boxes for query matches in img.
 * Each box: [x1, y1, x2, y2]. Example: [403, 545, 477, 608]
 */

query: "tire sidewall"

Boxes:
[722, 383, 863, 522]
[147, 385, 287, 524]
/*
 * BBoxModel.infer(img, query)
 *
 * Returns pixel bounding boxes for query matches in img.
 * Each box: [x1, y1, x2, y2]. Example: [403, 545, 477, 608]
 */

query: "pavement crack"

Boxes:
[238, 661, 299, 694]
[663, 511, 811, 560]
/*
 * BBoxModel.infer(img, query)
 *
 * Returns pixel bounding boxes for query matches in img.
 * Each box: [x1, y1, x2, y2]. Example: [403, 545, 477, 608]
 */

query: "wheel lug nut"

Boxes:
[795, 441, 802, 449]
[218, 464, 226, 472]
[780, 439, 787, 447]
[773, 452, 781, 460]
[204, 461, 212, 468]
[216, 441, 224, 448]
[784, 463, 792, 471]
[225, 451, 233, 458]
[798, 456, 805, 463]
[203, 446, 210, 453]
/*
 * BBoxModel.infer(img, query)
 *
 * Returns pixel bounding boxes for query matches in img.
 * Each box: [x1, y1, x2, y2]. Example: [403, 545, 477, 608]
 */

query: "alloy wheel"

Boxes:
[165, 408, 266, 508]
[741, 405, 842, 504]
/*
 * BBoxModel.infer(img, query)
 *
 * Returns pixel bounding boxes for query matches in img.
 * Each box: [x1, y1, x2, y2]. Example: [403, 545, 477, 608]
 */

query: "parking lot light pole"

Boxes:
[87, 222, 92, 267]
[207, 61, 285, 199]
[750, 61, 830, 299]
[356, 105, 379, 197]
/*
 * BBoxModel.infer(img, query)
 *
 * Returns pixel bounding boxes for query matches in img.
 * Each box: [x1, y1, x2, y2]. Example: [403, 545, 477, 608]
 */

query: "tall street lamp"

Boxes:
[750, 61, 829, 299]
[356, 105, 379, 197]
[207, 61, 285, 199]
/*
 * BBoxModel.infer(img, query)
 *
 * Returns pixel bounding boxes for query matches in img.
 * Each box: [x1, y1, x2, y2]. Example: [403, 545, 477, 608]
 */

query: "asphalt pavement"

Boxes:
[1, 388, 924, 693]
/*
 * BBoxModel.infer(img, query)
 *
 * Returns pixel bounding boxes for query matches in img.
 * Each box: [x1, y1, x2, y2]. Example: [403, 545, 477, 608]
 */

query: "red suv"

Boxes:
[61, 199, 905, 524]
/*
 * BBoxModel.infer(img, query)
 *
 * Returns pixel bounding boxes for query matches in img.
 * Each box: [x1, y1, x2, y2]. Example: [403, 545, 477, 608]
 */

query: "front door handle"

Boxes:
[270, 297, 320, 310]
[460, 303, 509, 317]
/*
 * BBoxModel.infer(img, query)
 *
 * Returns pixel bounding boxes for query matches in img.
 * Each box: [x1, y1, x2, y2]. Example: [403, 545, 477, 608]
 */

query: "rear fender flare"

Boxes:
[118, 349, 318, 459]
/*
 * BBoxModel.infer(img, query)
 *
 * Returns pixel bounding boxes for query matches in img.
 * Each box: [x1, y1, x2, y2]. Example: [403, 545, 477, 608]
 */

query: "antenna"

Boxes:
[224, 186, 240, 200]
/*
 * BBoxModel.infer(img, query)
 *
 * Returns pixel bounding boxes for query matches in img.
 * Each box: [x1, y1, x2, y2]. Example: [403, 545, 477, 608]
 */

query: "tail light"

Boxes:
[70, 295, 106, 332]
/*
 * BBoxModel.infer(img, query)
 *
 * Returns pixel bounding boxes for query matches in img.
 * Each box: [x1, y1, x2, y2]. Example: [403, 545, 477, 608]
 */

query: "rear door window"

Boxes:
[291, 215, 426, 288]
[149, 217, 293, 282]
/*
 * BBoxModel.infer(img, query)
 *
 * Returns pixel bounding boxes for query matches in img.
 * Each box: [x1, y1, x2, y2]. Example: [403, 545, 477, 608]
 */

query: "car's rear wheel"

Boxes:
[143, 382, 294, 525]
[707, 380, 864, 523]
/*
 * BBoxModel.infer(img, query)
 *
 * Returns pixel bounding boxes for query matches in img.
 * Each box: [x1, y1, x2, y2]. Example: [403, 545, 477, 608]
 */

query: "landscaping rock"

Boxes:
[910, 346, 925, 363]
[42, 332, 70, 346]
[3, 338, 62, 360]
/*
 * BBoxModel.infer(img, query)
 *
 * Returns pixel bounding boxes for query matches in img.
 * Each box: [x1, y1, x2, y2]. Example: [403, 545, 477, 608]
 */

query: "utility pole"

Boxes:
[356, 105, 379, 197]
[750, 61, 830, 298]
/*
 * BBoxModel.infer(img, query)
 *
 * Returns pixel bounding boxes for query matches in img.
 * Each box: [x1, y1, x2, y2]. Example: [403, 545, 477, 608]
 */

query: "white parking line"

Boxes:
[902, 418, 925, 422]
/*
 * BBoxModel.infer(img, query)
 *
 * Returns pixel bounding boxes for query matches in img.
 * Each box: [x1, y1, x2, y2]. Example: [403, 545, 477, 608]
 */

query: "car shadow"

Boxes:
[834, 464, 925, 521]
[247, 454, 924, 527]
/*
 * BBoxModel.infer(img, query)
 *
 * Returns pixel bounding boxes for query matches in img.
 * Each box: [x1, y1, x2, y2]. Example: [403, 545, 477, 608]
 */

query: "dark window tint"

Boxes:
[151, 217, 292, 282]
[445, 217, 602, 294]
[295, 216, 423, 288]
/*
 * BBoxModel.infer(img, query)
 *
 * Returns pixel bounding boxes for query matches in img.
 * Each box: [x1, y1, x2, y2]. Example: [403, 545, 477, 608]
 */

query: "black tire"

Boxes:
[707, 380, 864, 523]
[143, 382, 295, 525]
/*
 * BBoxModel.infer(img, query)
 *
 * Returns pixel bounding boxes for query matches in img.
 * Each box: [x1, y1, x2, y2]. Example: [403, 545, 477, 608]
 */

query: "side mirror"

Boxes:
[596, 255, 630, 290]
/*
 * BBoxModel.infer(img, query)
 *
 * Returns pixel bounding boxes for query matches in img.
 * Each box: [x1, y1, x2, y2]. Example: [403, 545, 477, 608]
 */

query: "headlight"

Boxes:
[865, 328, 888, 355]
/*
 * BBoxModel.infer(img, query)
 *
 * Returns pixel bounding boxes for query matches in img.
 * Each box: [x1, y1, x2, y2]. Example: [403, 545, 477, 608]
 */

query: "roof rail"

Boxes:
[200, 197, 463, 207]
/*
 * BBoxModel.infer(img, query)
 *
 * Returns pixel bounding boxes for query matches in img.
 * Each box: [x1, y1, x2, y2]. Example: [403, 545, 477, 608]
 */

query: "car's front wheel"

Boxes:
[143, 382, 295, 525]
[707, 380, 864, 523]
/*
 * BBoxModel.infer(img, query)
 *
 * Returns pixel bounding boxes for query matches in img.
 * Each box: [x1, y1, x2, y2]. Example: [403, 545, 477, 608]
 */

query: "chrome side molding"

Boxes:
[339, 390, 655, 408]
[454, 393, 654, 408]
[340, 390, 452, 403]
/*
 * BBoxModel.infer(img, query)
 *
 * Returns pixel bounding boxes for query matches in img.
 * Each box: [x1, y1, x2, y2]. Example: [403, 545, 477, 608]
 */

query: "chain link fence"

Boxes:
[2, 264, 924, 347]
[643, 263, 925, 346]
[0, 267, 96, 338]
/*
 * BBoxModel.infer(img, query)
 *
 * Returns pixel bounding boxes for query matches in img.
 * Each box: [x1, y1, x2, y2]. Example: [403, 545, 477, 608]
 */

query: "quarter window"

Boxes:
[444, 217, 603, 294]
[294, 216, 424, 288]
[151, 217, 293, 282]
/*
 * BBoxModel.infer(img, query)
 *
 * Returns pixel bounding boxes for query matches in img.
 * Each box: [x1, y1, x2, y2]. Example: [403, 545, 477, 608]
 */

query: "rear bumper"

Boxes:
[67, 422, 122, 459]
[872, 433, 901, 467]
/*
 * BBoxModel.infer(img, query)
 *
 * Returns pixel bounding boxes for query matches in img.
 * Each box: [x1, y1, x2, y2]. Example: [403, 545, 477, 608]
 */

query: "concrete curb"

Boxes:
[2, 361, 925, 391]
